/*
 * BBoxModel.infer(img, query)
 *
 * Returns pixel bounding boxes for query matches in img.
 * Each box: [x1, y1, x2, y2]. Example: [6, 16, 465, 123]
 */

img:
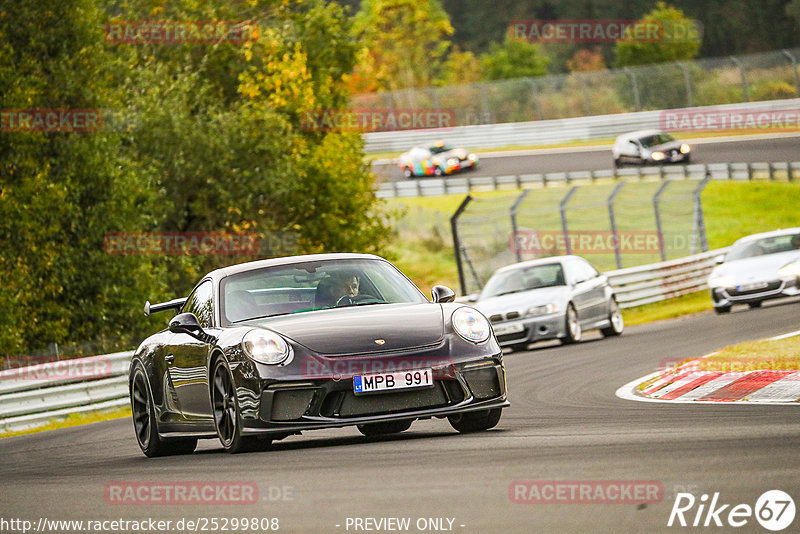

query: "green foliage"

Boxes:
[353, 0, 454, 91]
[0, 0, 389, 356]
[614, 2, 701, 68]
[480, 37, 550, 81]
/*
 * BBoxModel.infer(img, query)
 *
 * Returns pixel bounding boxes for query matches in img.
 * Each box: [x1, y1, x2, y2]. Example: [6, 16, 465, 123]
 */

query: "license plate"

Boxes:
[354, 369, 433, 395]
[738, 282, 768, 291]
[493, 323, 525, 336]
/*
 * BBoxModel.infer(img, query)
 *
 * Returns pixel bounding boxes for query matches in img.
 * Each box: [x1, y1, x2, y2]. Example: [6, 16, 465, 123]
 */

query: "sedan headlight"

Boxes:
[467, 153, 477, 161]
[452, 307, 491, 343]
[708, 274, 735, 288]
[777, 261, 800, 278]
[650, 151, 666, 161]
[679, 143, 691, 154]
[526, 303, 558, 316]
[242, 329, 292, 365]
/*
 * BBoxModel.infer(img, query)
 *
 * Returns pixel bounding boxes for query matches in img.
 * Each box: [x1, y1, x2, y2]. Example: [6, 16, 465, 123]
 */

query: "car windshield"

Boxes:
[481, 263, 566, 298]
[220, 258, 428, 324]
[725, 234, 800, 261]
[429, 144, 455, 154]
[639, 133, 675, 148]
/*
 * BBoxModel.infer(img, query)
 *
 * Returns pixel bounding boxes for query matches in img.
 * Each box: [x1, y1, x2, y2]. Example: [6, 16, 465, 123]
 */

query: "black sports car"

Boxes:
[129, 253, 508, 456]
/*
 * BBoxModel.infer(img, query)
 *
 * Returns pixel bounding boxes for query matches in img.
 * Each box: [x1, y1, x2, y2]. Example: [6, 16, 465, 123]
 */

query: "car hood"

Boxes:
[247, 303, 444, 355]
[474, 287, 568, 316]
[713, 251, 800, 281]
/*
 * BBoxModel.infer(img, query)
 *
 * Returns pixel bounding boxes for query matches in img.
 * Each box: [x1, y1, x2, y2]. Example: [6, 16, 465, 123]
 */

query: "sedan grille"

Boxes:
[489, 311, 521, 323]
[727, 280, 782, 297]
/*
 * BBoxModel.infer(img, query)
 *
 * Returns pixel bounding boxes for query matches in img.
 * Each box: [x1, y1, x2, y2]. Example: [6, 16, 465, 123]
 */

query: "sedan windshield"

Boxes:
[639, 133, 674, 148]
[220, 259, 428, 324]
[429, 144, 455, 154]
[726, 234, 800, 262]
[481, 263, 566, 298]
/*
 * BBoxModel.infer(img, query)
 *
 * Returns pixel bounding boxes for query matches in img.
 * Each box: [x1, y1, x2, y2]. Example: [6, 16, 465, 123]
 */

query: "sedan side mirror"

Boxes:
[714, 254, 725, 265]
[431, 285, 456, 303]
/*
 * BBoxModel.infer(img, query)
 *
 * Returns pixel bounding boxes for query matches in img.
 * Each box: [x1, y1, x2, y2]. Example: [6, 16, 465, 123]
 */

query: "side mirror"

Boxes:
[169, 312, 203, 335]
[465, 293, 479, 303]
[714, 254, 725, 265]
[431, 285, 456, 303]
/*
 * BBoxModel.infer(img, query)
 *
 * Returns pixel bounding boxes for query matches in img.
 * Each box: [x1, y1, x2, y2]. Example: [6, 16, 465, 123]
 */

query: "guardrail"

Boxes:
[377, 161, 800, 199]
[363, 98, 800, 154]
[0, 351, 132, 433]
[606, 248, 727, 308]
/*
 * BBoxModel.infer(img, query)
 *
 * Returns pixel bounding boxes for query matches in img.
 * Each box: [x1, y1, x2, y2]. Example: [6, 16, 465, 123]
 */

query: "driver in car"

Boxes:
[334, 273, 360, 306]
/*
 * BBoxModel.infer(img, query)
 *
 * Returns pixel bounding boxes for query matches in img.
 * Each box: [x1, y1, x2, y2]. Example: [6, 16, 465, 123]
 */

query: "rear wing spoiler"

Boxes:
[143, 297, 187, 317]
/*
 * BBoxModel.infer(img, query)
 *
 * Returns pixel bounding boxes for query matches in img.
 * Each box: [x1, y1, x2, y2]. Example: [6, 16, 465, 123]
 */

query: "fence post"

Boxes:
[691, 173, 712, 254]
[607, 181, 627, 269]
[559, 186, 579, 255]
[653, 180, 672, 262]
[623, 67, 642, 111]
[730, 56, 749, 102]
[782, 49, 800, 97]
[678, 61, 694, 107]
[450, 195, 473, 295]
[510, 189, 531, 263]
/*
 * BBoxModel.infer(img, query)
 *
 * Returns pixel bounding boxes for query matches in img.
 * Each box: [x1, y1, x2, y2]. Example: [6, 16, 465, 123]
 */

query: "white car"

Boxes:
[708, 228, 800, 314]
[612, 130, 690, 167]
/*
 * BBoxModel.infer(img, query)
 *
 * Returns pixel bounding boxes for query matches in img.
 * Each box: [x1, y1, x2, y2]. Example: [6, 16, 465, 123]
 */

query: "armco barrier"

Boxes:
[377, 161, 800, 199]
[0, 351, 132, 433]
[363, 98, 800, 154]
[0, 248, 727, 432]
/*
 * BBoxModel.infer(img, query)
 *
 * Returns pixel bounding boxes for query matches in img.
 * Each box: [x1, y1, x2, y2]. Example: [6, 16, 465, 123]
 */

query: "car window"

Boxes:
[182, 280, 214, 328]
[639, 133, 674, 148]
[220, 258, 428, 324]
[429, 144, 454, 154]
[481, 263, 566, 298]
[726, 234, 800, 261]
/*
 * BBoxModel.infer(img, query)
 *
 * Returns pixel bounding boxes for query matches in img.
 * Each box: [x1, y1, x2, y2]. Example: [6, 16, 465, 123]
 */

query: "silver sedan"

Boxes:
[470, 256, 623, 352]
[708, 228, 800, 314]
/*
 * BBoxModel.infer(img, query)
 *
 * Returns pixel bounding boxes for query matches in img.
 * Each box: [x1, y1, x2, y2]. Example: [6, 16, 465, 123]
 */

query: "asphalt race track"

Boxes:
[372, 134, 800, 183]
[2, 299, 799, 533]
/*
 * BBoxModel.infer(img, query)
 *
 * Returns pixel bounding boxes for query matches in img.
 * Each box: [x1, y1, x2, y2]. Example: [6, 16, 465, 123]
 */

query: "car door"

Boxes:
[165, 280, 215, 421]
[566, 259, 606, 324]
[576, 259, 609, 322]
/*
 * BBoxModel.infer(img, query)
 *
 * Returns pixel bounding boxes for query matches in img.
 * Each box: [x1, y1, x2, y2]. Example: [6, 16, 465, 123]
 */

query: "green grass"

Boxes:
[0, 406, 131, 439]
[386, 180, 800, 324]
[697, 335, 800, 372]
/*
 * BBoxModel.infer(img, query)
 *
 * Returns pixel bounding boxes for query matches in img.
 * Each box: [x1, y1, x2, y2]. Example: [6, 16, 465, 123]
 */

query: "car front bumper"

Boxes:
[236, 358, 508, 435]
[491, 314, 566, 347]
[711, 278, 800, 307]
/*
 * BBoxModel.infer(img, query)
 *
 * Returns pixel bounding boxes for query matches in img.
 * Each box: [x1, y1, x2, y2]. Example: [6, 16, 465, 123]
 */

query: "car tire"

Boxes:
[448, 408, 502, 433]
[560, 303, 582, 344]
[509, 342, 529, 352]
[211, 357, 270, 454]
[434, 166, 444, 177]
[714, 305, 732, 314]
[403, 167, 414, 179]
[600, 299, 624, 337]
[357, 419, 413, 437]
[130, 364, 197, 457]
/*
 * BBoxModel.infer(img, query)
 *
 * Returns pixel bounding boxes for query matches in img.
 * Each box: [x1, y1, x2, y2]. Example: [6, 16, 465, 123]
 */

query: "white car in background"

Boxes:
[612, 130, 691, 167]
[708, 228, 800, 314]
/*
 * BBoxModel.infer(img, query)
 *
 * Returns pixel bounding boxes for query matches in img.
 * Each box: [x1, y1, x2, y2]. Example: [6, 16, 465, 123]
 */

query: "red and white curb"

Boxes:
[616, 331, 800, 405]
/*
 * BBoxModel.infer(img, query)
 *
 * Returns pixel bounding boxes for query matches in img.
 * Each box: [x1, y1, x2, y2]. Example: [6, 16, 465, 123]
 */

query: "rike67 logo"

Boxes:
[668, 490, 795, 531]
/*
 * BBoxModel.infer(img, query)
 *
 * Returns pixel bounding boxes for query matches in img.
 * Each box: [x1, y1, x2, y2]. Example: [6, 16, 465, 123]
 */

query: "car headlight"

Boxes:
[679, 144, 691, 154]
[526, 303, 558, 316]
[242, 329, 292, 365]
[447, 158, 458, 166]
[708, 274, 735, 288]
[777, 261, 800, 278]
[452, 307, 491, 343]
[468, 153, 477, 161]
[650, 151, 666, 161]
